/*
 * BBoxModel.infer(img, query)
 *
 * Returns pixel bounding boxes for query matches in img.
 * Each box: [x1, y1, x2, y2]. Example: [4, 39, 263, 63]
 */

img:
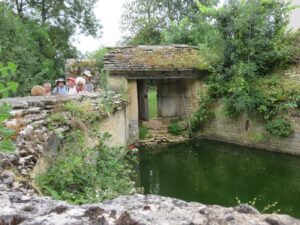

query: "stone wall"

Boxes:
[0, 93, 130, 180]
[99, 109, 128, 147]
[198, 103, 300, 156]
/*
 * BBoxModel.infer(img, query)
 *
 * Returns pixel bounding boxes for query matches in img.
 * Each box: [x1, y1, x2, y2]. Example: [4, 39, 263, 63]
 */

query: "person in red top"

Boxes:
[66, 77, 77, 95]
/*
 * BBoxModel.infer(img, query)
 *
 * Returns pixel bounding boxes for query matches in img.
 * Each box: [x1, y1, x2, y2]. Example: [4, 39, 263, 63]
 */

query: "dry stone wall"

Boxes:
[0, 93, 127, 192]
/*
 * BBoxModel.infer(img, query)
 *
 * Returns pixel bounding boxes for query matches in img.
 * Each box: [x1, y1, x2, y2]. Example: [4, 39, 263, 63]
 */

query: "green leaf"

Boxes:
[0, 102, 11, 123]
[43, 186, 60, 199]
[6, 82, 18, 93]
[0, 140, 15, 153]
[7, 62, 17, 74]
[0, 68, 8, 78]
[0, 127, 15, 138]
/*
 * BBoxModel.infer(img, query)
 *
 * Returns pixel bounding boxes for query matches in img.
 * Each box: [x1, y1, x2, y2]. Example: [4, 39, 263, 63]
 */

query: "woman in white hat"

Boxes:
[75, 77, 86, 94]
[83, 70, 94, 92]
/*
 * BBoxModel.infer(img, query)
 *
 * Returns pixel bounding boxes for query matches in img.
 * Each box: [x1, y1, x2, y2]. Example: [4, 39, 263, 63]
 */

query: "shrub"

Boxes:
[168, 121, 182, 136]
[49, 113, 67, 124]
[36, 132, 138, 204]
[191, 92, 214, 132]
[266, 118, 293, 138]
[64, 100, 99, 122]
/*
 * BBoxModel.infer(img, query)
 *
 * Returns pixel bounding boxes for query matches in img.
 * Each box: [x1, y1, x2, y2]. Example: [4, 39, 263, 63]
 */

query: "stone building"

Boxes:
[103, 45, 209, 124]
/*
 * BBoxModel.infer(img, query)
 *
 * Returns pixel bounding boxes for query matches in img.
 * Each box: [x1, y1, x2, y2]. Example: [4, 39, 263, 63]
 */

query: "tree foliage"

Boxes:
[121, 0, 219, 45]
[0, 1, 101, 96]
[8, 0, 100, 36]
[214, 0, 291, 78]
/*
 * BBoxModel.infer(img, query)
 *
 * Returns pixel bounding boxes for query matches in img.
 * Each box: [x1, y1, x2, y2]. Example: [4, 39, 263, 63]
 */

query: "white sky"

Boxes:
[75, 0, 300, 54]
[74, 0, 127, 54]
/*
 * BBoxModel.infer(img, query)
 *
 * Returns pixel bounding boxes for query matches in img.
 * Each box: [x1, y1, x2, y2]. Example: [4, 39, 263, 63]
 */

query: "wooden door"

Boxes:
[157, 79, 182, 117]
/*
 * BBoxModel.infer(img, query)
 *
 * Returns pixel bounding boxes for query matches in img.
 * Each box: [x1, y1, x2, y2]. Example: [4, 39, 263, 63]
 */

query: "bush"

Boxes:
[191, 92, 214, 132]
[168, 121, 182, 136]
[266, 118, 293, 138]
[36, 132, 138, 204]
[64, 101, 99, 122]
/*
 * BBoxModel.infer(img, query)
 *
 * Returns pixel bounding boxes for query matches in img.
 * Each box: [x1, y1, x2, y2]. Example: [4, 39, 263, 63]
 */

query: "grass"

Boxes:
[148, 88, 157, 119]
[139, 125, 149, 140]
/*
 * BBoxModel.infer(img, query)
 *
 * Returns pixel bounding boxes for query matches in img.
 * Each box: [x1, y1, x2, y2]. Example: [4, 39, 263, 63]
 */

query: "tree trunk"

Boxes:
[41, 0, 46, 23]
[15, 0, 23, 16]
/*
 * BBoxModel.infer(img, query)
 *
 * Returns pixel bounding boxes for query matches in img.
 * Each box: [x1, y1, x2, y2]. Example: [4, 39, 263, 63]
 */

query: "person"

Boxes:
[75, 77, 86, 94]
[43, 83, 52, 96]
[31, 85, 45, 96]
[83, 70, 94, 92]
[52, 78, 67, 95]
[66, 77, 77, 95]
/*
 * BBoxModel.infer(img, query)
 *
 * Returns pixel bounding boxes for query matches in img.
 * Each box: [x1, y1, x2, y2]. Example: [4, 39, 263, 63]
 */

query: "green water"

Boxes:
[138, 140, 300, 218]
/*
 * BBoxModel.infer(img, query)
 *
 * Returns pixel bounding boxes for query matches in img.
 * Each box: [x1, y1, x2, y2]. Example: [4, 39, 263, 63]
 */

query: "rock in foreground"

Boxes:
[0, 191, 299, 225]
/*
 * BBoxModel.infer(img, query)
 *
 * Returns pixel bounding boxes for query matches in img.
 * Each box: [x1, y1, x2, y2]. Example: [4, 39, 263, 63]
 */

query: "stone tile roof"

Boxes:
[103, 45, 209, 77]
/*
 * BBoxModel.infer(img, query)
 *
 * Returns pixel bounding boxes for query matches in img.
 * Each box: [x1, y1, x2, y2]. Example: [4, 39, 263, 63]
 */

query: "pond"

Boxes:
[138, 140, 300, 218]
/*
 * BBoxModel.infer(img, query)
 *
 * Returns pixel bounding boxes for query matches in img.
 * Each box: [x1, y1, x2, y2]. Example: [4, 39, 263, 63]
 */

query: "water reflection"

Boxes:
[139, 140, 300, 218]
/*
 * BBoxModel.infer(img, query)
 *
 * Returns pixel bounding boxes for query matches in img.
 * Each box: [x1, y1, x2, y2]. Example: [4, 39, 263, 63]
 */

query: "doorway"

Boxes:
[137, 80, 158, 121]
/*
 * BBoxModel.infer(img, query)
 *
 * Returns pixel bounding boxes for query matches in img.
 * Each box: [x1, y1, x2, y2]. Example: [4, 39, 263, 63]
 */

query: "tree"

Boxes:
[121, 0, 219, 45]
[121, 0, 162, 44]
[214, 0, 291, 78]
[9, 0, 101, 36]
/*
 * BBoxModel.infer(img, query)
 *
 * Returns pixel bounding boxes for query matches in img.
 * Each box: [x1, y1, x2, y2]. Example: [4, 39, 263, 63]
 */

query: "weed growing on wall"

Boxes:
[64, 100, 99, 123]
[0, 62, 18, 152]
[139, 125, 150, 140]
[36, 132, 138, 204]
[236, 197, 280, 214]
[191, 92, 214, 133]
[266, 118, 293, 138]
[168, 121, 182, 136]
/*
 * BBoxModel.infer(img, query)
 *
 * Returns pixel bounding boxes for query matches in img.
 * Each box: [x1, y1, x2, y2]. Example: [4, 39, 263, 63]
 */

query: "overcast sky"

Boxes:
[75, 0, 300, 54]
[74, 0, 127, 54]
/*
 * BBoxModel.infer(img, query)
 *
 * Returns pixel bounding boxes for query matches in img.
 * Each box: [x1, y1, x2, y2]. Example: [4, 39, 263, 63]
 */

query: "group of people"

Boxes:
[31, 70, 95, 96]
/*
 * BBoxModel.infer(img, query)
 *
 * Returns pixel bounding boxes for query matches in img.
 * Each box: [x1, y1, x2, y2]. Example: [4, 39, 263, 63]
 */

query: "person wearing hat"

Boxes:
[75, 77, 86, 94]
[52, 78, 67, 95]
[66, 77, 77, 95]
[83, 70, 94, 92]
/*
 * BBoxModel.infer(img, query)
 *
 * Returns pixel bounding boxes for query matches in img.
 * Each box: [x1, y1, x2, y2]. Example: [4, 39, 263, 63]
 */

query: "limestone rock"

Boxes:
[0, 192, 299, 225]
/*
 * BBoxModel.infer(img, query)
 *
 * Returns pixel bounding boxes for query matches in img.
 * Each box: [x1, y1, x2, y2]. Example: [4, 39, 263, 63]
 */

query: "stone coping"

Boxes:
[0, 93, 102, 109]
